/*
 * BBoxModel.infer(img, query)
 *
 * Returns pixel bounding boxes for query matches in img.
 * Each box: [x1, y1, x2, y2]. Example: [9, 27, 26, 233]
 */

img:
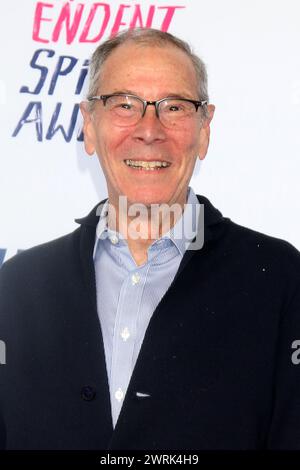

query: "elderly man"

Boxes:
[0, 27, 300, 451]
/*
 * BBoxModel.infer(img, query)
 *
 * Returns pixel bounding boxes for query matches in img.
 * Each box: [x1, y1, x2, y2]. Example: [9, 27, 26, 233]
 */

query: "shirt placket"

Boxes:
[110, 265, 145, 428]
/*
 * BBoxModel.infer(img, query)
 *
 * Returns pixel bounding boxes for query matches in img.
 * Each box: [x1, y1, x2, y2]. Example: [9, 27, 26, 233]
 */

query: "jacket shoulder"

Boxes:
[0, 227, 82, 284]
[227, 219, 299, 255]
[221, 218, 300, 279]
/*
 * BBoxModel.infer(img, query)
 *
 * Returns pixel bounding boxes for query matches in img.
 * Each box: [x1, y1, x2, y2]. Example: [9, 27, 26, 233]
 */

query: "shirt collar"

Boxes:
[92, 186, 201, 260]
[92, 199, 109, 259]
[159, 186, 200, 256]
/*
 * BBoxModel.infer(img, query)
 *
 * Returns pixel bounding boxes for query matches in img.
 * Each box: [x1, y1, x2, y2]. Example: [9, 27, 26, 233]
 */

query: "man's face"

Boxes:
[81, 42, 214, 208]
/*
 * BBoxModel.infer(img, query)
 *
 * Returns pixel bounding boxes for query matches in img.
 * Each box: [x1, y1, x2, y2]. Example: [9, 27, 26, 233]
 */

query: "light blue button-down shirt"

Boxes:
[93, 186, 200, 428]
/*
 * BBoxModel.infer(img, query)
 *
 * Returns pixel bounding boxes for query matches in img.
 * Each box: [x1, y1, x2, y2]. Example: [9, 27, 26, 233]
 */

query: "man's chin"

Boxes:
[116, 187, 160, 204]
[125, 195, 169, 209]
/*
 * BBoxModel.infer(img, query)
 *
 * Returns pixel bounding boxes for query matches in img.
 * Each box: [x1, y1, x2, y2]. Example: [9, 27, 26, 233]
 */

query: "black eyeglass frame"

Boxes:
[87, 93, 208, 118]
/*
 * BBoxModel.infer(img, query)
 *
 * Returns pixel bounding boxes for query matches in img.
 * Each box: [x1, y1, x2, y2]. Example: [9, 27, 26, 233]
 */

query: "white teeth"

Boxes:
[125, 159, 170, 170]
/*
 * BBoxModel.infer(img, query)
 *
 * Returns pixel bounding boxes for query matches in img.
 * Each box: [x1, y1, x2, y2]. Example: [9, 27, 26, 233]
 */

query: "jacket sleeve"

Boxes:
[0, 407, 6, 450]
[0, 262, 10, 450]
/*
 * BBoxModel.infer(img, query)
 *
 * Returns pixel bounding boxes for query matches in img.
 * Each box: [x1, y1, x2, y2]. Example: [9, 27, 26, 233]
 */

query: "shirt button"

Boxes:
[131, 272, 140, 285]
[81, 385, 96, 401]
[110, 235, 119, 245]
[121, 327, 130, 341]
[115, 388, 124, 402]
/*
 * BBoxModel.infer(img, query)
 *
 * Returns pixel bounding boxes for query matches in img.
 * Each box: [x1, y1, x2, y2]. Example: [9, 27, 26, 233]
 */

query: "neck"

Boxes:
[107, 191, 189, 265]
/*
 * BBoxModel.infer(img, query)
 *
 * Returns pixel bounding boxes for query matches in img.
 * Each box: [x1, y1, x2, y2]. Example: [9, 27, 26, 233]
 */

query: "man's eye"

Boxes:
[166, 104, 187, 113]
[111, 103, 132, 110]
[113, 102, 138, 112]
[168, 105, 181, 112]
[119, 103, 132, 110]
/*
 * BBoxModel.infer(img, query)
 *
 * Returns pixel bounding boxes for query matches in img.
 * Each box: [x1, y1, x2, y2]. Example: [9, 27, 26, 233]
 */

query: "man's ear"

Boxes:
[79, 101, 96, 156]
[198, 104, 215, 161]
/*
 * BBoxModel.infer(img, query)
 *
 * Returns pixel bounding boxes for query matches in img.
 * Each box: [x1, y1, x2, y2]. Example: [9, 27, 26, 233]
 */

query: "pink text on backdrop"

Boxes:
[33, 2, 185, 44]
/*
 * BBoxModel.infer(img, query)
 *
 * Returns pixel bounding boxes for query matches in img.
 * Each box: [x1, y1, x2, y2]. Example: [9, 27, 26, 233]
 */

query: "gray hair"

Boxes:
[87, 27, 209, 118]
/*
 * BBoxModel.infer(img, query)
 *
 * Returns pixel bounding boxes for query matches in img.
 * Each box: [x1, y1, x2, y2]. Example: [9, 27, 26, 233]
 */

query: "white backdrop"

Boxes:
[1, 0, 299, 264]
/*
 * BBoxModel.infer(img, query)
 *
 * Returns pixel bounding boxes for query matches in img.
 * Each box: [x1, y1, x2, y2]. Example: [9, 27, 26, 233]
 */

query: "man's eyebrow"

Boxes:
[109, 89, 196, 99]
[109, 89, 136, 95]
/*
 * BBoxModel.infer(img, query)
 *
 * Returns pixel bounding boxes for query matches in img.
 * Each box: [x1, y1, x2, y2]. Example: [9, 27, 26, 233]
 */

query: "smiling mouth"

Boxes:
[124, 159, 171, 170]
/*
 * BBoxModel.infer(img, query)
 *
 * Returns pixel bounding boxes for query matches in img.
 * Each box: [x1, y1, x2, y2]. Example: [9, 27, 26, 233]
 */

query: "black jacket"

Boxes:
[0, 195, 300, 450]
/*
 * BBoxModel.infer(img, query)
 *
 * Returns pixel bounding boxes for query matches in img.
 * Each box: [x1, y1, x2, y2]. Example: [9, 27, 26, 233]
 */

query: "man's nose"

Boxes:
[132, 104, 167, 144]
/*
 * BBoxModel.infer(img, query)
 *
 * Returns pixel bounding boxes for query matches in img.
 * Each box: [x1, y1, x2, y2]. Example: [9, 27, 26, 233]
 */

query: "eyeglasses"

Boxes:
[87, 93, 207, 129]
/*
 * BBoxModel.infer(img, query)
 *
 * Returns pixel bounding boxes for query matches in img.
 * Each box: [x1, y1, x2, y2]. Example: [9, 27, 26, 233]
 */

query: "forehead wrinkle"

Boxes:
[98, 44, 198, 98]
